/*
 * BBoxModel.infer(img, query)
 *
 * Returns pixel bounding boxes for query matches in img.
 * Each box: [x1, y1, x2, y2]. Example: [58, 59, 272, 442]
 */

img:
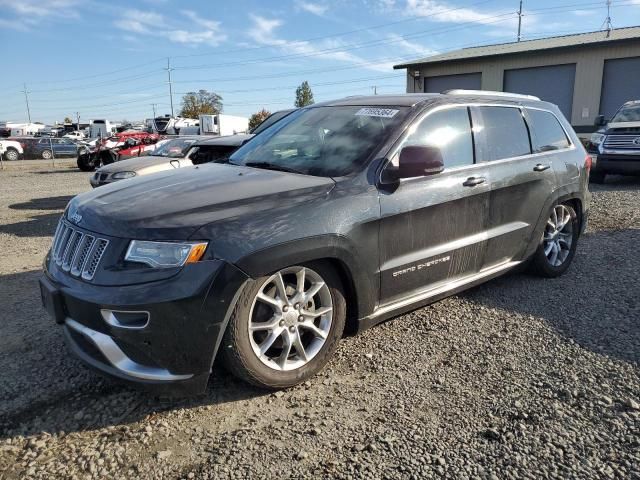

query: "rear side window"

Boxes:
[476, 107, 531, 161]
[402, 107, 474, 169]
[526, 109, 570, 152]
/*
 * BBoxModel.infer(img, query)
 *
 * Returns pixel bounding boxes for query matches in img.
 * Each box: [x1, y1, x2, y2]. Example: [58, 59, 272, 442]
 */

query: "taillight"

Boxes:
[585, 154, 592, 173]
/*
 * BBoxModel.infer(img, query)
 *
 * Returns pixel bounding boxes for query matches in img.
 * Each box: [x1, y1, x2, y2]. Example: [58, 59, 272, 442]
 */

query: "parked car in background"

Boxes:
[64, 131, 86, 141]
[587, 100, 640, 183]
[41, 92, 590, 395]
[89, 136, 201, 187]
[34, 137, 84, 159]
[77, 132, 163, 171]
[250, 109, 295, 134]
[89, 134, 252, 187]
[0, 139, 24, 161]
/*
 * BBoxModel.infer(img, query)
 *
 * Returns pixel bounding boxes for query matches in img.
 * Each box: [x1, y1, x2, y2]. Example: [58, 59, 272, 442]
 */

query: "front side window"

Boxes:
[476, 106, 531, 161]
[229, 106, 409, 177]
[610, 104, 640, 123]
[526, 109, 570, 152]
[400, 107, 474, 169]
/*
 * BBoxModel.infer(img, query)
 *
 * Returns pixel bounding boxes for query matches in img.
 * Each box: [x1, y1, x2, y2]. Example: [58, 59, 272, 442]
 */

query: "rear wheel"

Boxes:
[590, 170, 606, 184]
[530, 203, 579, 277]
[41, 149, 53, 160]
[221, 263, 346, 389]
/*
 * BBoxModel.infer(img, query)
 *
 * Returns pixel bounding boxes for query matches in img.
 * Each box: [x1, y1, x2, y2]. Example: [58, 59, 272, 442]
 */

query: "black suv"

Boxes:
[587, 100, 640, 183]
[40, 92, 591, 395]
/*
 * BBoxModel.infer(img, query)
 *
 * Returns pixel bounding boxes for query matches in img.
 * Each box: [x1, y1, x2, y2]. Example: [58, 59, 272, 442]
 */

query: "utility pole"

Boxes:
[76, 112, 80, 131]
[151, 103, 157, 118]
[165, 58, 174, 118]
[602, 0, 613, 37]
[371, 86, 378, 95]
[21, 83, 32, 123]
[517, 0, 523, 42]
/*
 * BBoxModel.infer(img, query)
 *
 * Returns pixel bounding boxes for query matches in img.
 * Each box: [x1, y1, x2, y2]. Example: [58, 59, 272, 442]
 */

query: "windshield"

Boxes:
[611, 105, 640, 123]
[251, 110, 293, 135]
[152, 138, 198, 157]
[229, 106, 408, 177]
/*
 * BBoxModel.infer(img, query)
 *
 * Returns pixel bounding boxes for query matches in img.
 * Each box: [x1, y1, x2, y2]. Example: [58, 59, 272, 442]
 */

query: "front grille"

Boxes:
[603, 135, 640, 150]
[51, 219, 109, 281]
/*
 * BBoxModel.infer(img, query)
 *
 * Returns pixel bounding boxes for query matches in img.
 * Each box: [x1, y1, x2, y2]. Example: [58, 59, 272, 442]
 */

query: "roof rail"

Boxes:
[442, 89, 541, 101]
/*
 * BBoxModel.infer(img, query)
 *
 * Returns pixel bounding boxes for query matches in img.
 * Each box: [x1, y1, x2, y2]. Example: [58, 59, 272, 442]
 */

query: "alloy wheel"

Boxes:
[543, 205, 574, 267]
[248, 266, 333, 371]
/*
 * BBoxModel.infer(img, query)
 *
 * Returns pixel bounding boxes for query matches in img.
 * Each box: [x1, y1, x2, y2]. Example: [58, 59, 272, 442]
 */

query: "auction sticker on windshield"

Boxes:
[355, 108, 399, 118]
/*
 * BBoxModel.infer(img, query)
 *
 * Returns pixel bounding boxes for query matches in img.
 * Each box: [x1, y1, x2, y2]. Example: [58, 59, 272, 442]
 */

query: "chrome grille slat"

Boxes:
[50, 218, 109, 281]
[603, 135, 640, 149]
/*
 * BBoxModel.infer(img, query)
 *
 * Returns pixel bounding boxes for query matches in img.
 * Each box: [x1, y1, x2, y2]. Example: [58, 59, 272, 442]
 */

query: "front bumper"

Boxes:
[40, 259, 248, 395]
[593, 153, 640, 175]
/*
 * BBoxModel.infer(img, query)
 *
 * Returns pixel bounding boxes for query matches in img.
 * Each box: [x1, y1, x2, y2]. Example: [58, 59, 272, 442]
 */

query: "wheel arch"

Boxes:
[234, 234, 378, 332]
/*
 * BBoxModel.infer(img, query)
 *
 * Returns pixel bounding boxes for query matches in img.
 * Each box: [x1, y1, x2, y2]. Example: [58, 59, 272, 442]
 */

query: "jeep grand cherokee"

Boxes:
[39, 92, 591, 395]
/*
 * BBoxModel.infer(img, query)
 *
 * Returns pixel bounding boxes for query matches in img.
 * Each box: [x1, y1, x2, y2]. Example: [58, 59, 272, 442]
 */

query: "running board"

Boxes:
[370, 260, 521, 320]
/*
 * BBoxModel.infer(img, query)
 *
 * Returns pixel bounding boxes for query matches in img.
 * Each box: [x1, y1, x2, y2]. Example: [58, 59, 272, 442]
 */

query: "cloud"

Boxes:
[296, 1, 329, 16]
[246, 14, 393, 72]
[115, 9, 227, 46]
[406, 0, 513, 25]
[0, 0, 82, 28]
[386, 33, 437, 56]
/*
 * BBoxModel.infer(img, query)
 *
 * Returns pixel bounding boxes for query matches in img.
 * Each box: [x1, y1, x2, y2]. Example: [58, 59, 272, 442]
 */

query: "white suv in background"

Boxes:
[0, 140, 24, 161]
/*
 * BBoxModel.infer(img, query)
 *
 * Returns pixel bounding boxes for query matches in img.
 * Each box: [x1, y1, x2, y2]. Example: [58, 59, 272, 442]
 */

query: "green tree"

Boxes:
[248, 108, 271, 130]
[179, 90, 223, 118]
[294, 81, 314, 107]
[63, 117, 72, 124]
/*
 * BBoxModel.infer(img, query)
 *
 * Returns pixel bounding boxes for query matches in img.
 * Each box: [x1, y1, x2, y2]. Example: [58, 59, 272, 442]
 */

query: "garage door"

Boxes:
[600, 57, 640, 119]
[424, 72, 481, 93]
[503, 64, 576, 119]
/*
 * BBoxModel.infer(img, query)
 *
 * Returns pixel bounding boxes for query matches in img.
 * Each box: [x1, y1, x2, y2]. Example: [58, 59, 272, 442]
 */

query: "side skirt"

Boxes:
[357, 260, 521, 332]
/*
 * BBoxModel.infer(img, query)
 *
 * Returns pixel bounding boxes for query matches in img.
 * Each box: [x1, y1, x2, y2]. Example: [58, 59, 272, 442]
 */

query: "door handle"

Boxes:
[533, 163, 551, 172]
[463, 176, 486, 187]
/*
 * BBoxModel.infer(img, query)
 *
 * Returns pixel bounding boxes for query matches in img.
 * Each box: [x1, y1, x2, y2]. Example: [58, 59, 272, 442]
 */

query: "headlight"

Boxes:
[125, 240, 208, 268]
[590, 133, 606, 145]
[112, 171, 136, 179]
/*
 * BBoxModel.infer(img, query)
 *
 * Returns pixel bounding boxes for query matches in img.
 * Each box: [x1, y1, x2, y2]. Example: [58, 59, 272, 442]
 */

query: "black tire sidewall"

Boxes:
[222, 262, 346, 389]
[531, 203, 579, 277]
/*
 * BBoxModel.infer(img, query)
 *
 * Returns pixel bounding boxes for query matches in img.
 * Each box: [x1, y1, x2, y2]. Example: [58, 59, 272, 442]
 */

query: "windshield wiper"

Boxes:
[244, 161, 303, 174]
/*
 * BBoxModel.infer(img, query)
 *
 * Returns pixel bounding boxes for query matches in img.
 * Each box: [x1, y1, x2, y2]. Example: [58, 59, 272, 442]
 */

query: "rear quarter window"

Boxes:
[475, 106, 531, 161]
[526, 109, 570, 152]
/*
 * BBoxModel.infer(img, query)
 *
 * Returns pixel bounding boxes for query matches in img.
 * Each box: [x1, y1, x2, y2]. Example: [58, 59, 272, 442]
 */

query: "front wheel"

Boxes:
[221, 263, 346, 389]
[41, 149, 53, 160]
[4, 147, 19, 161]
[529, 203, 579, 277]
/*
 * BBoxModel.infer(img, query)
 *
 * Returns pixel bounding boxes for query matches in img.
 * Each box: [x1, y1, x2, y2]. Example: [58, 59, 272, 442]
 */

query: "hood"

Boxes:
[97, 155, 177, 173]
[68, 163, 335, 240]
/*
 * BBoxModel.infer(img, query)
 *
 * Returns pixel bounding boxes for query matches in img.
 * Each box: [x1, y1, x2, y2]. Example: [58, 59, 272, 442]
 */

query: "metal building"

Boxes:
[394, 26, 640, 133]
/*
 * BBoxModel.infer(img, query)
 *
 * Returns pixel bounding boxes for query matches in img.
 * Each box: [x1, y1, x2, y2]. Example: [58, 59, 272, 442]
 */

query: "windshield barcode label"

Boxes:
[355, 108, 399, 118]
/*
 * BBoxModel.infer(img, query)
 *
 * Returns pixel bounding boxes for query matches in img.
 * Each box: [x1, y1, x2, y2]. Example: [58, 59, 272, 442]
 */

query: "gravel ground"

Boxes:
[0, 167, 638, 479]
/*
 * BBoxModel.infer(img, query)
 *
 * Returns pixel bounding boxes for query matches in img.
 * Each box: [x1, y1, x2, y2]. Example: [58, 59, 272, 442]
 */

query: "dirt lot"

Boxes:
[0, 167, 638, 479]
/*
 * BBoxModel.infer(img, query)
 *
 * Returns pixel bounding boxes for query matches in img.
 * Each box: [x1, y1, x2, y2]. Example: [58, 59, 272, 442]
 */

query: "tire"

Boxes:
[529, 203, 580, 278]
[77, 153, 95, 172]
[221, 262, 346, 389]
[41, 149, 53, 160]
[589, 170, 606, 184]
[4, 147, 19, 161]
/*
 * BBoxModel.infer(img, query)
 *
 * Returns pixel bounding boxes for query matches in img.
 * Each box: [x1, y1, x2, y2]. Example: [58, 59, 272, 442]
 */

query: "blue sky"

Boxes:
[1, 0, 640, 124]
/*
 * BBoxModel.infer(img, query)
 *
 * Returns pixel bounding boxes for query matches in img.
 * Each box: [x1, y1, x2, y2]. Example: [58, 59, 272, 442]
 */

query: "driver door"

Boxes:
[378, 106, 490, 304]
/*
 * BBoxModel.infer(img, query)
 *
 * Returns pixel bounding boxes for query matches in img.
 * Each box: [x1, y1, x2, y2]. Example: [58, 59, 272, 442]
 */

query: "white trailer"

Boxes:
[199, 114, 249, 136]
[89, 119, 114, 138]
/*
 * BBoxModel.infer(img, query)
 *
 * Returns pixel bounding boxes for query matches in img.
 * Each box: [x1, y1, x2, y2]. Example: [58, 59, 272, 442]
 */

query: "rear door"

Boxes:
[378, 106, 490, 304]
[473, 105, 557, 268]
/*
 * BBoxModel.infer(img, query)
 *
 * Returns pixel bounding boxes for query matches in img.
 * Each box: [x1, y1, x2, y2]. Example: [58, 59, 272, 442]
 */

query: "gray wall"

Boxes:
[403, 40, 640, 127]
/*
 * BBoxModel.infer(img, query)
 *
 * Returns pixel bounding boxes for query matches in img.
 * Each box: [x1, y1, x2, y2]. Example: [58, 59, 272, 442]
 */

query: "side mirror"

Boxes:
[594, 115, 607, 127]
[398, 145, 444, 178]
